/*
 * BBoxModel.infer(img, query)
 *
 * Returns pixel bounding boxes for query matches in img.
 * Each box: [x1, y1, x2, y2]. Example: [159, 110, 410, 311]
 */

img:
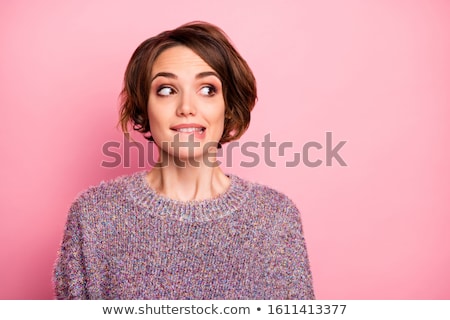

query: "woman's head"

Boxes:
[119, 21, 257, 144]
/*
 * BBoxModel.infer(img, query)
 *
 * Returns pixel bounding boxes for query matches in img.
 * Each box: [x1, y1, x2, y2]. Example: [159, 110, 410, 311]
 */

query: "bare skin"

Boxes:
[145, 45, 230, 201]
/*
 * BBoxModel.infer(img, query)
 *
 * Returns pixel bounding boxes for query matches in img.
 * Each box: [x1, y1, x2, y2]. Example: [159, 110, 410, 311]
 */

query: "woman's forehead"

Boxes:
[152, 46, 214, 76]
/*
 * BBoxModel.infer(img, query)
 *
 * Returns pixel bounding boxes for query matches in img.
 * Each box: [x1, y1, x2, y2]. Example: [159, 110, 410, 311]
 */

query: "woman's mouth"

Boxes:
[173, 127, 205, 133]
[170, 124, 206, 139]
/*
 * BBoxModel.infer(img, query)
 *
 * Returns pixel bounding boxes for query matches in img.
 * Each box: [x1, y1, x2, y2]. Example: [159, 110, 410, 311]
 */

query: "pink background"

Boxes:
[1, 0, 449, 299]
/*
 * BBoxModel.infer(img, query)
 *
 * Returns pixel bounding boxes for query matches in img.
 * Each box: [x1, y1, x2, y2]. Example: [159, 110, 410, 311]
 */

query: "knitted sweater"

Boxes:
[54, 171, 315, 299]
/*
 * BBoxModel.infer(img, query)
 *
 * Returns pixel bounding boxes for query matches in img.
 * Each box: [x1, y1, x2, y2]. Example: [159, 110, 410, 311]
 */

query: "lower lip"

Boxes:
[172, 129, 206, 140]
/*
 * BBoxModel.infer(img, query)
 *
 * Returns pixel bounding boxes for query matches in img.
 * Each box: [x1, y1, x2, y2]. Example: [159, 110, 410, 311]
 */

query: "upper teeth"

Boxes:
[177, 127, 203, 133]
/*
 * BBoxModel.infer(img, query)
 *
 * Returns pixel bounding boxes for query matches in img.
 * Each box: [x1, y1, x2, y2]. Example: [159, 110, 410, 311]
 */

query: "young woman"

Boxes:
[54, 21, 315, 299]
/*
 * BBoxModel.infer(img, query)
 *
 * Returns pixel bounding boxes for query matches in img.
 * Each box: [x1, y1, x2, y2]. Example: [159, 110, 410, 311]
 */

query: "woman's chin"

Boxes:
[159, 150, 217, 168]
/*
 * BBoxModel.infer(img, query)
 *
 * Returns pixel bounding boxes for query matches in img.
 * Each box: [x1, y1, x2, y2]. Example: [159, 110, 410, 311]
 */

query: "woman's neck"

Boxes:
[146, 162, 230, 202]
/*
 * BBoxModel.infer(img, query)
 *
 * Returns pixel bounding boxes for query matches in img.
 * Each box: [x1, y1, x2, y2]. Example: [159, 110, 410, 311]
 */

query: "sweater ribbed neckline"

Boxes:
[127, 171, 251, 222]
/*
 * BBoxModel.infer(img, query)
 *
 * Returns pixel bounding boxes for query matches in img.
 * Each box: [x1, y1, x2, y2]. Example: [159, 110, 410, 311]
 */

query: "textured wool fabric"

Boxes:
[54, 171, 315, 299]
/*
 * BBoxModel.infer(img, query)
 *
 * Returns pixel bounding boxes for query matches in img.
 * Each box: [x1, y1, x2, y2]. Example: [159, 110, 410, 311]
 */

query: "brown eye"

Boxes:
[199, 85, 216, 96]
[157, 86, 175, 96]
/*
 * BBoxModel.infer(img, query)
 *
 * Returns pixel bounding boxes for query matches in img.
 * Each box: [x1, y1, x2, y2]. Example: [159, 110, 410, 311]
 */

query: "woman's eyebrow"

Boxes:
[196, 71, 220, 79]
[151, 72, 177, 83]
[151, 71, 220, 83]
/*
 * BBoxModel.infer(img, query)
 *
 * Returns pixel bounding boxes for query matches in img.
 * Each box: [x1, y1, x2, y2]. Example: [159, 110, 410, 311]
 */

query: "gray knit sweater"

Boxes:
[54, 171, 315, 299]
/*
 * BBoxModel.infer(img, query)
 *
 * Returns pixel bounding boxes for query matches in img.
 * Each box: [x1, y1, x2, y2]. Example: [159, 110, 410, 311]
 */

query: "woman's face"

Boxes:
[148, 45, 225, 162]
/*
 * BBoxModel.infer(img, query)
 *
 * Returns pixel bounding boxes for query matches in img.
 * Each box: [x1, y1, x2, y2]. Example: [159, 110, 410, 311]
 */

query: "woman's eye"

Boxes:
[199, 85, 216, 96]
[157, 86, 175, 96]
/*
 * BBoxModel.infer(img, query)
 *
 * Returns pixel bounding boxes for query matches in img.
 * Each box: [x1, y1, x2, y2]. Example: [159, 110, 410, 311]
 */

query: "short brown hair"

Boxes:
[119, 21, 257, 143]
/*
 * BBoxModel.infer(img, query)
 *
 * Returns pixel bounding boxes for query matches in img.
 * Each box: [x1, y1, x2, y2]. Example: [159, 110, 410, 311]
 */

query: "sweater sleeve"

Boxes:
[53, 199, 88, 299]
[278, 197, 315, 300]
[272, 197, 315, 300]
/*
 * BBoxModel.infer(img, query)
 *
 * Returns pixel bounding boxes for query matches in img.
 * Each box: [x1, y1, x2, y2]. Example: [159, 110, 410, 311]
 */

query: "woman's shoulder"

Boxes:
[233, 175, 304, 231]
[69, 171, 145, 209]
[232, 174, 299, 210]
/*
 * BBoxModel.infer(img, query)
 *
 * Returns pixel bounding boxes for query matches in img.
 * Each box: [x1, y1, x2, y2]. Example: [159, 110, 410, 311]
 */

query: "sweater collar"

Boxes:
[127, 171, 250, 222]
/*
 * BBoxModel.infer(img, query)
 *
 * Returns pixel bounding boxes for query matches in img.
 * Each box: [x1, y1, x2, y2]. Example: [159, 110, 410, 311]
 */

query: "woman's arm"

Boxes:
[284, 200, 315, 299]
[267, 196, 315, 300]
[53, 201, 88, 299]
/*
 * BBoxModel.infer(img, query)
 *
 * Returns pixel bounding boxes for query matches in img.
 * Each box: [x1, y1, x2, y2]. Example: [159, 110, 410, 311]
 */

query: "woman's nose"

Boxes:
[176, 92, 196, 117]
